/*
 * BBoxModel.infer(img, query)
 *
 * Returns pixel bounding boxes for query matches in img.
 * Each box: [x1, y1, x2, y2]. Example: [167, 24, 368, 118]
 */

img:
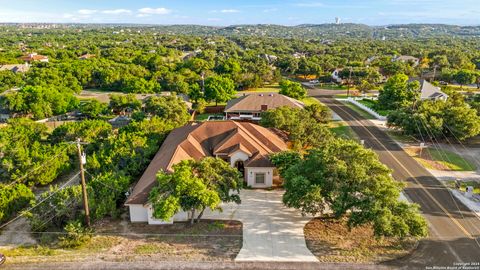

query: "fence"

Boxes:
[345, 97, 387, 121]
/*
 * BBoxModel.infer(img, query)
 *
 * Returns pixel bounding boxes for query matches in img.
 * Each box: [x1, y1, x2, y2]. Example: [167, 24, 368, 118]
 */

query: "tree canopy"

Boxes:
[279, 80, 307, 99]
[271, 139, 428, 238]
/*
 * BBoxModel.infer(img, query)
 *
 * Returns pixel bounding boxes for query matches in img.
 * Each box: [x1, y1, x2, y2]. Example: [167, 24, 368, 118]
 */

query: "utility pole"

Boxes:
[347, 67, 352, 98]
[76, 138, 90, 227]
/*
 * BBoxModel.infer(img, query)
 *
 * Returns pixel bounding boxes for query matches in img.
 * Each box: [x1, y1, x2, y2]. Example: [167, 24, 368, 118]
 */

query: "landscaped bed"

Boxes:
[0, 219, 242, 265]
[405, 147, 477, 171]
[304, 217, 417, 263]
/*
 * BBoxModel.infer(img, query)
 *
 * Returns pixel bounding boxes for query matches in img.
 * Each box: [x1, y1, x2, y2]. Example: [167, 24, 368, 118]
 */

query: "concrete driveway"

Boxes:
[203, 189, 318, 262]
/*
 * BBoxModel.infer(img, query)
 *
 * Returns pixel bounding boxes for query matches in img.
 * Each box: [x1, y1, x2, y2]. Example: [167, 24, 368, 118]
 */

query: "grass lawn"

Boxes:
[195, 113, 211, 121]
[329, 121, 358, 140]
[385, 129, 420, 144]
[356, 99, 390, 117]
[342, 101, 376, 120]
[240, 84, 280, 93]
[407, 147, 477, 171]
[300, 96, 321, 105]
[427, 148, 476, 171]
[0, 219, 242, 265]
[316, 84, 353, 91]
[304, 217, 417, 263]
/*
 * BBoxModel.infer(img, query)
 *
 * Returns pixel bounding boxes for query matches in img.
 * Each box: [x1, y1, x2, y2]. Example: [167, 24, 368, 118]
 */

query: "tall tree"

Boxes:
[204, 75, 236, 106]
[271, 139, 428, 238]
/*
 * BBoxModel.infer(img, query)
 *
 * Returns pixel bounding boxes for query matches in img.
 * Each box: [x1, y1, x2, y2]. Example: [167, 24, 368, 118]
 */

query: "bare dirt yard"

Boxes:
[0, 218, 242, 266]
[304, 217, 417, 263]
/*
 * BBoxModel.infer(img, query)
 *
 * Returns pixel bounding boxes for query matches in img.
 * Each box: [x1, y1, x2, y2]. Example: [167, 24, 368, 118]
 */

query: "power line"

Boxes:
[1, 148, 70, 189]
[0, 172, 80, 230]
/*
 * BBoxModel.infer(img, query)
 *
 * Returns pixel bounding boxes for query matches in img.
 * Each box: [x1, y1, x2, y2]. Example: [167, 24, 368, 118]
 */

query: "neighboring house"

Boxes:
[0, 63, 29, 73]
[331, 68, 343, 83]
[125, 121, 288, 224]
[392, 55, 419, 67]
[79, 54, 96, 60]
[418, 79, 448, 101]
[19, 53, 49, 63]
[224, 93, 305, 121]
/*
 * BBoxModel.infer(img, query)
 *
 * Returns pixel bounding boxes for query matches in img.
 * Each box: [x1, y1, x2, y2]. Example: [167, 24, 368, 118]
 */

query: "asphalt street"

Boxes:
[309, 89, 480, 269]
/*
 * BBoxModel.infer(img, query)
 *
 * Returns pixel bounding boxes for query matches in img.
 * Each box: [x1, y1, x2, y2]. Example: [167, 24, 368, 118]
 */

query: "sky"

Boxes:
[0, 0, 479, 26]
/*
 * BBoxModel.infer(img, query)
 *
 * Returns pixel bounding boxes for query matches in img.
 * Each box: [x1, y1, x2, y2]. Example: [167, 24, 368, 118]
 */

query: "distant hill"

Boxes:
[2, 23, 480, 39]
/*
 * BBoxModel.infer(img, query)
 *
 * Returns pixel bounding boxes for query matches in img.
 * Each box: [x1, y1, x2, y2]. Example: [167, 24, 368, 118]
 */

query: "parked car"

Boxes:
[309, 79, 319, 84]
[0, 253, 5, 265]
[439, 81, 448, 85]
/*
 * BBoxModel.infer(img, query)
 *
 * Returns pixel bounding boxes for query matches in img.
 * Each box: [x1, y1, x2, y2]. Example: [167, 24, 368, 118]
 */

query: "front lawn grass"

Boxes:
[0, 220, 242, 264]
[329, 121, 357, 140]
[427, 148, 476, 171]
[304, 217, 417, 263]
[342, 101, 376, 120]
[240, 84, 280, 93]
[300, 96, 321, 105]
[407, 147, 477, 171]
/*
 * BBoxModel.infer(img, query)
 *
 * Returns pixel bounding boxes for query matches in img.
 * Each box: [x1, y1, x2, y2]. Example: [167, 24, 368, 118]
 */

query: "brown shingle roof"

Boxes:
[125, 121, 288, 205]
[224, 93, 304, 113]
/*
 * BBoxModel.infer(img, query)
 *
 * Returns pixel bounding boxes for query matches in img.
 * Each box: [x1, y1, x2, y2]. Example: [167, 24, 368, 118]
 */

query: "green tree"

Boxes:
[149, 158, 242, 224]
[377, 74, 420, 110]
[79, 99, 109, 119]
[454, 70, 477, 88]
[144, 94, 190, 126]
[260, 106, 333, 149]
[204, 75, 236, 106]
[272, 139, 428, 238]
[0, 183, 35, 223]
[279, 80, 307, 99]
[109, 94, 142, 114]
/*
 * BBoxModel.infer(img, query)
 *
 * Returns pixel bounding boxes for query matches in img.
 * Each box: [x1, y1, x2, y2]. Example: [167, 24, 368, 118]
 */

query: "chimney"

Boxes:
[259, 94, 264, 97]
[269, 93, 274, 96]
[261, 104, 268, 111]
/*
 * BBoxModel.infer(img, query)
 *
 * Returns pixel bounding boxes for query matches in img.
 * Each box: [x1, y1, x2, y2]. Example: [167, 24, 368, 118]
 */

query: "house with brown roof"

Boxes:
[224, 93, 304, 121]
[125, 121, 288, 224]
[19, 53, 49, 63]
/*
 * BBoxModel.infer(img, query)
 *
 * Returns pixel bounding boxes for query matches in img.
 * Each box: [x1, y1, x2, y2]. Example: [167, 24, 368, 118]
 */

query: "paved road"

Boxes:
[203, 189, 318, 262]
[309, 90, 480, 269]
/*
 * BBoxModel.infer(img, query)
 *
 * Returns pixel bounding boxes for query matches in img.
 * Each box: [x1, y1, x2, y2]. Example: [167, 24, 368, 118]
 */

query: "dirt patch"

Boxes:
[304, 217, 416, 263]
[0, 219, 242, 265]
[405, 147, 450, 171]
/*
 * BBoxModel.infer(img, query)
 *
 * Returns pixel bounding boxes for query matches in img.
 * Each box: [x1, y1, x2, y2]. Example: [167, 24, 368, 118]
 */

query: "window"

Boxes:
[255, 173, 266, 184]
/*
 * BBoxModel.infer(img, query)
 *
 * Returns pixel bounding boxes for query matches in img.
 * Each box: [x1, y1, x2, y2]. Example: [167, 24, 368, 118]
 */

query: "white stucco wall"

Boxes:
[245, 167, 273, 188]
[128, 204, 148, 222]
[229, 150, 250, 167]
[128, 204, 190, 224]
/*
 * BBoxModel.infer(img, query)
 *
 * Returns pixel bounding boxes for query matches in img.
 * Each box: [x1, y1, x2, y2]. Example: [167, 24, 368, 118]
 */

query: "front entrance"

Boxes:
[234, 160, 245, 177]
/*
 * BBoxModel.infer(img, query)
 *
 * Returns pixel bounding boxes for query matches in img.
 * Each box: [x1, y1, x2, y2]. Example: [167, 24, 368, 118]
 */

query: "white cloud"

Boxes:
[102, 9, 131, 15]
[220, 9, 240, 13]
[138, 7, 172, 15]
[78, 9, 98, 15]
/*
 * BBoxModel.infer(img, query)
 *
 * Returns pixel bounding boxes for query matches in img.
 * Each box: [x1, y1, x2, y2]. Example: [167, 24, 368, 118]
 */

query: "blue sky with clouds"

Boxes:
[0, 0, 478, 26]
